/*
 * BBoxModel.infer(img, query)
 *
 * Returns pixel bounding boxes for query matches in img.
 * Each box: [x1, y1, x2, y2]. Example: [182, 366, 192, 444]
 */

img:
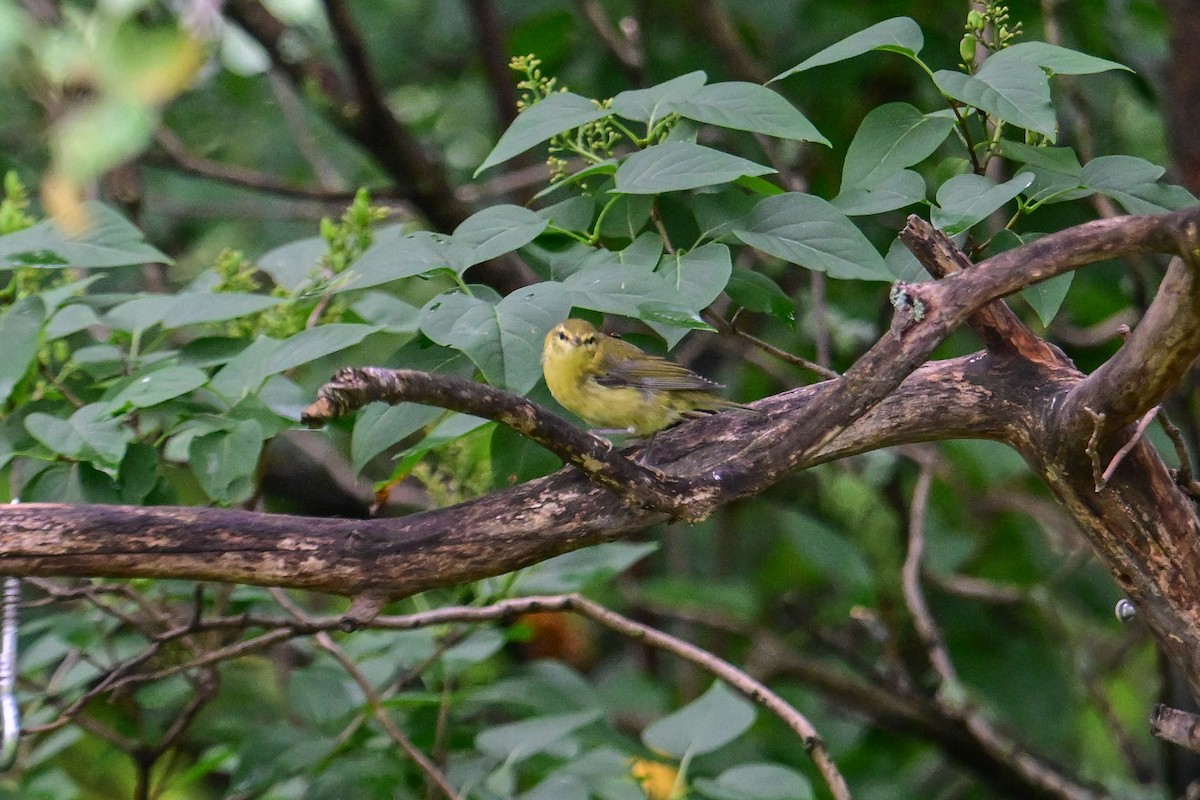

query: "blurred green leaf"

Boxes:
[519, 542, 659, 593]
[476, 709, 601, 762]
[642, 682, 755, 758]
[724, 269, 794, 323]
[0, 202, 168, 268]
[353, 402, 443, 472]
[25, 403, 132, 476]
[109, 366, 208, 409]
[1081, 155, 1198, 213]
[1022, 270, 1074, 326]
[694, 764, 814, 800]
[832, 169, 927, 216]
[188, 419, 265, 504]
[0, 295, 44, 405]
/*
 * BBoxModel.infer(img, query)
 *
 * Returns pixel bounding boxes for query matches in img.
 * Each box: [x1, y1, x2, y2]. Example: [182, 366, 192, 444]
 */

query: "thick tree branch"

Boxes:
[1069, 251, 1200, 431]
[301, 366, 701, 517]
[4, 209, 1200, 699]
[900, 217, 1062, 363]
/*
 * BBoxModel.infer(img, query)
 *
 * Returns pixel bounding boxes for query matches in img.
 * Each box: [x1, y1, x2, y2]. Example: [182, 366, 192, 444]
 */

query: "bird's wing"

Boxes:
[593, 351, 724, 391]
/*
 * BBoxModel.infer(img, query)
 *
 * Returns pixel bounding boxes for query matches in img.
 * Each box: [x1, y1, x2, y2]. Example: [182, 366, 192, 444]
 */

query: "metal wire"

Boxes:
[0, 575, 19, 770]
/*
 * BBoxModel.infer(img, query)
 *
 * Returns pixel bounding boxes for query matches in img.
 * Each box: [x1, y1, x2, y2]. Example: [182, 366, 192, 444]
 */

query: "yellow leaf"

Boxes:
[631, 759, 683, 800]
[40, 171, 88, 237]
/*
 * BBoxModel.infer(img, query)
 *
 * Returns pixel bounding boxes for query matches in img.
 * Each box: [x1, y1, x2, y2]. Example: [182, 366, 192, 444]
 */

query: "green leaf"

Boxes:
[841, 103, 955, 189]
[0, 295, 44, 405]
[104, 292, 283, 332]
[781, 510, 873, 591]
[732, 193, 891, 281]
[995, 141, 1083, 175]
[25, 403, 132, 477]
[671, 82, 828, 145]
[476, 92, 611, 176]
[984, 41, 1132, 76]
[614, 142, 775, 194]
[934, 63, 1056, 140]
[519, 542, 659, 593]
[771, 17, 924, 82]
[724, 269, 795, 323]
[188, 419, 265, 505]
[597, 194, 655, 241]
[0, 202, 169, 268]
[694, 764, 814, 800]
[351, 402, 442, 472]
[110, 366, 208, 409]
[932, 172, 1034, 234]
[475, 710, 601, 762]
[209, 324, 380, 399]
[1022, 270, 1073, 326]
[693, 191, 758, 240]
[257, 235, 327, 291]
[531, 160, 619, 201]
[350, 293, 422, 333]
[45, 302, 101, 338]
[450, 204, 549, 270]
[641, 682, 755, 758]
[1081, 155, 1199, 213]
[287, 664, 359, 727]
[612, 71, 707, 128]
[342, 228, 454, 291]
[650, 243, 732, 346]
[420, 282, 572, 393]
[884, 235, 928, 282]
[522, 775, 590, 800]
[539, 196, 596, 232]
[832, 169, 927, 216]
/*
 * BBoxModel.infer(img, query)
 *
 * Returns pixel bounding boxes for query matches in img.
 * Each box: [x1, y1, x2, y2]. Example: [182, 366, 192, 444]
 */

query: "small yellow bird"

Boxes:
[541, 318, 751, 436]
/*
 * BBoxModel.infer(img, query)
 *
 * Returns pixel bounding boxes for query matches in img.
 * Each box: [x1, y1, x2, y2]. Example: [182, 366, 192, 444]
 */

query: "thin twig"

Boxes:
[901, 466, 963, 701]
[1100, 407, 1159, 487]
[573, 0, 643, 82]
[717, 309, 840, 380]
[368, 595, 853, 800]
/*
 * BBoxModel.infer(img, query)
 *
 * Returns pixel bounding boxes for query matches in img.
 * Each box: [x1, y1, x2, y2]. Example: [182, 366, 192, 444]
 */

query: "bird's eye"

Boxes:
[583, 336, 595, 346]
[557, 330, 569, 341]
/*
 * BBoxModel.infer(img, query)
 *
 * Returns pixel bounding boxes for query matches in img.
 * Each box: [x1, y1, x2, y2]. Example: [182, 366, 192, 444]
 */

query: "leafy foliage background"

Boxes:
[0, 0, 1193, 798]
